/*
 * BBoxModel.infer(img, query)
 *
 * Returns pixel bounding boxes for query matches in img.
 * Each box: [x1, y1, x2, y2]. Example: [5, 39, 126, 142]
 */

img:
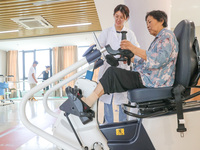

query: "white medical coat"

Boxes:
[98, 25, 140, 105]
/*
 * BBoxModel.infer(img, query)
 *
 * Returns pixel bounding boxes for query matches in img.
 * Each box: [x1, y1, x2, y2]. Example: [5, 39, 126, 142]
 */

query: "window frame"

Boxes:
[19, 48, 52, 91]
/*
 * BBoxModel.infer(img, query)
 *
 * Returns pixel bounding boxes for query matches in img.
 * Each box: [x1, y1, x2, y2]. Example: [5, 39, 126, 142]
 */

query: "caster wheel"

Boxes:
[84, 146, 89, 150]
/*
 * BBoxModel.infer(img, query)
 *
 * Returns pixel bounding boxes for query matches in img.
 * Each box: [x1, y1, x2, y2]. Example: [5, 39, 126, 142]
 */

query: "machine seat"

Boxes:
[128, 20, 199, 104]
[128, 87, 173, 103]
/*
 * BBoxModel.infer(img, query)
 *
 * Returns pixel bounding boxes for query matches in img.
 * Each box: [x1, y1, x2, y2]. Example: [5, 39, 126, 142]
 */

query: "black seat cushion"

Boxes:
[128, 87, 173, 102]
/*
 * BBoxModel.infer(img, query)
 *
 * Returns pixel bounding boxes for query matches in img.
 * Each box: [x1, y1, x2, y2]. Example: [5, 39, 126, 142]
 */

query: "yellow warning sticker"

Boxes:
[116, 128, 125, 135]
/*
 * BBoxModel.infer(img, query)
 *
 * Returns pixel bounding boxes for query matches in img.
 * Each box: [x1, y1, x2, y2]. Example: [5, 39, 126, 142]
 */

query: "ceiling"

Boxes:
[0, 0, 101, 40]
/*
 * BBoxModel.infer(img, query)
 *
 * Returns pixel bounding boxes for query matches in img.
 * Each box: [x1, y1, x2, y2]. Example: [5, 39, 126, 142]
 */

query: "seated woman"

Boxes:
[82, 10, 179, 107]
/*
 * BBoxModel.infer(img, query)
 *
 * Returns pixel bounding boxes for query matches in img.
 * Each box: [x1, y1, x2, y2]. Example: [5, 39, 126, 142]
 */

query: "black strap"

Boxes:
[173, 84, 187, 133]
[193, 38, 200, 85]
[194, 38, 200, 63]
[65, 113, 83, 147]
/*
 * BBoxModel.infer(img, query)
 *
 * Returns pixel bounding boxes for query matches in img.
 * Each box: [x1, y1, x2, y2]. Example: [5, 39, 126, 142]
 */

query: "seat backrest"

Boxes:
[173, 20, 199, 88]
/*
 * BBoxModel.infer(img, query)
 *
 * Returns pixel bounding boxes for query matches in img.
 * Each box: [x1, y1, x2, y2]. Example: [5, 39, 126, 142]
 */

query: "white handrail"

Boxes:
[19, 58, 88, 150]
[43, 63, 94, 118]
[19, 47, 106, 149]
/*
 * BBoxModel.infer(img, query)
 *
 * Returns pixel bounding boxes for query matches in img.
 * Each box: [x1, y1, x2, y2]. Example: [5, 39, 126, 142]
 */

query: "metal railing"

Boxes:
[20, 58, 88, 149]
[19, 47, 106, 150]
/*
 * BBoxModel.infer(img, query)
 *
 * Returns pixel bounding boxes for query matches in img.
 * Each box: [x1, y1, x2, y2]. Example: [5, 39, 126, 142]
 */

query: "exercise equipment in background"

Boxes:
[0, 75, 14, 106]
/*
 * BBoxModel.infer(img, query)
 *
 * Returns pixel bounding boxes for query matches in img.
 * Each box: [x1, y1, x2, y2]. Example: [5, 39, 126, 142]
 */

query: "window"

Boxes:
[24, 51, 34, 78]
[36, 50, 50, 78]
[19, 46, 90, 91]
[77, 46, 89, 72]
[78, 46, 89, 60]
[19, 49, 52, 91]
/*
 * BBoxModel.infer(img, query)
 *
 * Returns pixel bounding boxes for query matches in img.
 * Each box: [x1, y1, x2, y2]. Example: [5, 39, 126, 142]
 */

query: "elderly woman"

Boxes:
[82, 10, 179, 107]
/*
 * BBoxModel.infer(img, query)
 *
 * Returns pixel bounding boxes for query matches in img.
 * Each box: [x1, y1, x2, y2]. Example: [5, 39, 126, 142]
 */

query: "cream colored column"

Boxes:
[124, 0, 172, 50]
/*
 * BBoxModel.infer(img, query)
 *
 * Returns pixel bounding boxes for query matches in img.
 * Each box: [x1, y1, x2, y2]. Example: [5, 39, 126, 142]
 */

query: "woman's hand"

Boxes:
[120, 40, 134, 51]
[121, 40, 147, 61]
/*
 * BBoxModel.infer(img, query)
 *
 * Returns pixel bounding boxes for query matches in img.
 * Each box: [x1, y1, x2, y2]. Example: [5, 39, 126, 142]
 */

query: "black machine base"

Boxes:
[99, 119, 155, 150]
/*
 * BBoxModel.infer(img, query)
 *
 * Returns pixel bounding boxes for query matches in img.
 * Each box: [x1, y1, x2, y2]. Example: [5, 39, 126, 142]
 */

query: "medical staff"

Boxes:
[98, 4, 140, 123]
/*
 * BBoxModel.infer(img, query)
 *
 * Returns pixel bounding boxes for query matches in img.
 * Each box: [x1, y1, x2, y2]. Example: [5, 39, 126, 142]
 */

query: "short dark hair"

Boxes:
[113, 4, 129, 19]
[33, 61, 38, 65]
[46, 66, 50, 68]
[145, 10, 168, 27]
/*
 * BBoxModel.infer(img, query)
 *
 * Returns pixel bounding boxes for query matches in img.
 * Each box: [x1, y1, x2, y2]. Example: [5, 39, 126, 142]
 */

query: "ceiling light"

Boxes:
[79, 1, 87, 4]
[0, 30, 19, 34]
[57, 23, 92, 28]
[33, 0, 71, 6]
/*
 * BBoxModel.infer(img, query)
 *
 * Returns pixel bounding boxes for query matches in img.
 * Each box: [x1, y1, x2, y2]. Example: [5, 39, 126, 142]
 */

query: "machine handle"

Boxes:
[121, 31, 127, 40]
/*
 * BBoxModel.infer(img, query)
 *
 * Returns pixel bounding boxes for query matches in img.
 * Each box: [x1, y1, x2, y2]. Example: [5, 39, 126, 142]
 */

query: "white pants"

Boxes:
[29, 83, 36, 98]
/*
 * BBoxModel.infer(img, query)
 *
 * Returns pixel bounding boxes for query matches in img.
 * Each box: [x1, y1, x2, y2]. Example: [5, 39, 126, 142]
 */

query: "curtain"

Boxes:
[6, 50, 19, 98]
[53, 46, 77, 97]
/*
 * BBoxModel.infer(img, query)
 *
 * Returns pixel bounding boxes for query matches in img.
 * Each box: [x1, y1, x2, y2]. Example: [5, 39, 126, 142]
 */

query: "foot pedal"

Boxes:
[61, 86, 94, 124]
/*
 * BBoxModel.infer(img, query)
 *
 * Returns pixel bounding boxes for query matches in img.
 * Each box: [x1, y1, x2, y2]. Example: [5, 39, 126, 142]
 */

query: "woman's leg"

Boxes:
[82, 82, 104, 107]
[82, 67, 144, 107]
[100, 67, 143, 94]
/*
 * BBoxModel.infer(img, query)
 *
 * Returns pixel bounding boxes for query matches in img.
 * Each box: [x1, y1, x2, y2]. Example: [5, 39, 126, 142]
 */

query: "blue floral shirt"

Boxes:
[133, 28, 179, 87]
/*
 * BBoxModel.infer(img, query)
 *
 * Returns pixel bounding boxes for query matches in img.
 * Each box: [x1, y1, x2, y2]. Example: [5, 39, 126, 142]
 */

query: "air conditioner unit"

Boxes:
[11, 15, 53, 30]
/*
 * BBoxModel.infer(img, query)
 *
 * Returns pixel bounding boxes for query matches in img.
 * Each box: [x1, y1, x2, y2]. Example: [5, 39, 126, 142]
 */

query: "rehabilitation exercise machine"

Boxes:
[20, 20, 200, 150]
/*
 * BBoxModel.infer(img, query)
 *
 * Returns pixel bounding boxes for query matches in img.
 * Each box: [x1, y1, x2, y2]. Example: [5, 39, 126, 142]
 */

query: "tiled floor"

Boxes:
[0, 97, 121, 150]
[16, 128, 59, 150]
[0, 98, 66, 150]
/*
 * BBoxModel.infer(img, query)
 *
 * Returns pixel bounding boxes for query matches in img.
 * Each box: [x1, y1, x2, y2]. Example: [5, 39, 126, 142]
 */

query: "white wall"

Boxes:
[125, 0, 171, 50]
[196, 26, 200, 41]
[0, 50, 7, 82]
[94, 0, 124, 30]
